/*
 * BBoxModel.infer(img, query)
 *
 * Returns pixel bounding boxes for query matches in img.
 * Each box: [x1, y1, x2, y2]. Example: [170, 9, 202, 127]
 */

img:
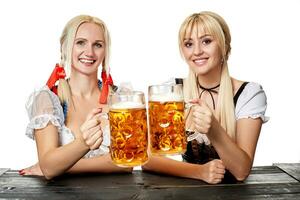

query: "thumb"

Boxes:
[188, 98, 203, 105]
[189, 98, 210, 108]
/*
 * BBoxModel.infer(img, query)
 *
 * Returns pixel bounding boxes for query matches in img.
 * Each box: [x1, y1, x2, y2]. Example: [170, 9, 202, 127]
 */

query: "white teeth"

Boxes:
[79, 59, 95, 64]
[194, 58, 207, 65]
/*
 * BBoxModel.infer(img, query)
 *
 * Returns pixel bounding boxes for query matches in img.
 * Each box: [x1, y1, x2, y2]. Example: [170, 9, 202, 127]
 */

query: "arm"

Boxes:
[35, 108, 104, 180]
[191, 99, 263, 181]
[142, 155, 225, 184]
[21, 154, 132, 176]
[35, 124, 90, 179]
[68, 154, 132, 174]
[208, 117, 262, 181]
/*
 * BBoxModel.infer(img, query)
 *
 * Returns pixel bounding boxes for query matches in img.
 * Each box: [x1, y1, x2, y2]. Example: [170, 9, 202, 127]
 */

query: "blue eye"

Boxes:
[76, 40, 85, 46]
[95, 43, 103, 48]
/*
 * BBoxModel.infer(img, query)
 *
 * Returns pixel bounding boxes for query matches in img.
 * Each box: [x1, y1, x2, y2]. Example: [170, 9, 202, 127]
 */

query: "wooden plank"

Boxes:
[274, 163, 300, 182]
[0, 168, 9, 176]
[245, 166, 298, 184]
[1, 167, 300, 200]
[0, 167, 297, 187]
[1, 181, 300, 200]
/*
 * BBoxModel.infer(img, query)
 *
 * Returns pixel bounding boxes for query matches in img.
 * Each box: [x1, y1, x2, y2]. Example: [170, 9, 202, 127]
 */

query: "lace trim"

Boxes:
[25, 114, 62, 139]
[194, 133, 211, 145]
[25, 86, 65, 123]
[84, 146, 109, 158]
[236, 114, 269, 123]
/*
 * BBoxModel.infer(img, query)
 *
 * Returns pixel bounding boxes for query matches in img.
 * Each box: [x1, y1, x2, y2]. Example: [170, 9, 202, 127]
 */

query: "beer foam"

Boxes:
[111, 101, 145, 109]
[149, 94, 183, 102]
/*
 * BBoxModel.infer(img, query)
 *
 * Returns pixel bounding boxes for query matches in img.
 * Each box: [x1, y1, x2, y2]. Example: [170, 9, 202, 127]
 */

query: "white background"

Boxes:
[0, 0, 299, 169]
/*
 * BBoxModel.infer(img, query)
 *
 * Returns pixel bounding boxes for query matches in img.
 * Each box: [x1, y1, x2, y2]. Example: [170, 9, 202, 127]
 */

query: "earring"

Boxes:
[221, 58, 225, 65]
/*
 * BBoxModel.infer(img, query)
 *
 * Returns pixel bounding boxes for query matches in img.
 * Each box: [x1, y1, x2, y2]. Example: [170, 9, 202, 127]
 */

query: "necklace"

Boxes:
[197, 81, 220, 110]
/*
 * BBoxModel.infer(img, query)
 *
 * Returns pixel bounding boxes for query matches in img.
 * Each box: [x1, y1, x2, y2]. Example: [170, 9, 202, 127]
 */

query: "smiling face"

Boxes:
[181, 26, 223, 77]
[71, 22, 105, 76]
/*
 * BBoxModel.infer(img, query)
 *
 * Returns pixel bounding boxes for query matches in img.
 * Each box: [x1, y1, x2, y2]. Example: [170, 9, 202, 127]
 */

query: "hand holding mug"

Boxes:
[188, 99, 217, 135]
[80, 108, 104, 150]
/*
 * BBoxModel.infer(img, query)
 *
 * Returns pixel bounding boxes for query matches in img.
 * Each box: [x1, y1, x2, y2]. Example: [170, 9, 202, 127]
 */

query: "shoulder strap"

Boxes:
[62, 101, 68, 123]
[175, 78, 183, 85]
[234, 82, 249, 107]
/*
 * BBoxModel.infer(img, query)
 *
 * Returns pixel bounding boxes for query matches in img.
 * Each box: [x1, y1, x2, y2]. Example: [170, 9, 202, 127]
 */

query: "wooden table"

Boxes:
[0, 163, 299, 199]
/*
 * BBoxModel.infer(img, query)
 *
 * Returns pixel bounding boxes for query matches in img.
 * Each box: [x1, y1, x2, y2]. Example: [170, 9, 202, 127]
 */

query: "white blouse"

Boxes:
[25, 86, 110, 158]
[193, 82, 268, 145]
[235, 82, 268, 122]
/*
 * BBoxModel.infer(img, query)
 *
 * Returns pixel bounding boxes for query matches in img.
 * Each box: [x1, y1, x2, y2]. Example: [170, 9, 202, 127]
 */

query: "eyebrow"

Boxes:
[74, 38, 105, 43]
[183, 34, 212, 41]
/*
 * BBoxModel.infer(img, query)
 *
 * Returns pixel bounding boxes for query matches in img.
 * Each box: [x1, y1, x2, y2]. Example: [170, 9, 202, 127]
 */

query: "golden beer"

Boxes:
[109, 106, 148, 167]
[148, 100, 187, 155]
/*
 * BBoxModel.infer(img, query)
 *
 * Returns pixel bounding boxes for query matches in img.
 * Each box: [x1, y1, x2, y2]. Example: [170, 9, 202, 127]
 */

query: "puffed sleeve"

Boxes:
[25, 86, 65, 139]
[235, 82, 269, 123]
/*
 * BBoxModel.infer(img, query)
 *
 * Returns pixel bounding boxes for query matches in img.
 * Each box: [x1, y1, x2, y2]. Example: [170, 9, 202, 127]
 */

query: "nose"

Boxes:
[193, 43, 203, 56]
[84, 43, 95, 57]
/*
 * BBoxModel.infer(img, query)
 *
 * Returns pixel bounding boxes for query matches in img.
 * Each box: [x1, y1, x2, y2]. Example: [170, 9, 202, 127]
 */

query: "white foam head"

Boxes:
[149, 94, 183, 102]
[148, 84, 183, 102]
[110, 101, 145, 109]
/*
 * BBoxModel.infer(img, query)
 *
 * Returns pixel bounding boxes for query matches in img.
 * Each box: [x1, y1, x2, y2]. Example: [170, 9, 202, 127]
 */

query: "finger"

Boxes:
[217, 168, 226, 175]
[188, 98, 204, 105]
[217, 163, 226, 170]
[193, 114, 212, 132]
[83, 124, 101, 140]
[192, 117, 205, 128]
[86, 108, 103, 121]
[89, 128, 103, 142]
[93, 112, 107, 123]
[215, 160, 225, 168]
[192, 111, 207, 121]
[87, 133, 103, 149]
[215, 171, 224, 178]
[85, 129, 102, 146]
[192, 113, 211, 128]
[193, 106, 211, 117]
[83, 119, 100, 132]
[19, 169, 27, 175]
[194, 122, 205, 133]
[214, 178, 222, 184]
[90, 136, 103, 150]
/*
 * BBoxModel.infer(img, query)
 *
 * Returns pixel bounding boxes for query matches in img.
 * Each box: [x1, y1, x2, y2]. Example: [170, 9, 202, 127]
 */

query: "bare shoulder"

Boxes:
[231, 78, 246, 95]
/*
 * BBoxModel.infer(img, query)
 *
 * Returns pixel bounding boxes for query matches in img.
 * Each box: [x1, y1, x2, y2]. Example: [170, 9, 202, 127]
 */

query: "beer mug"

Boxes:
[148, 84, 187, 155]
[108, 91, 148, 167]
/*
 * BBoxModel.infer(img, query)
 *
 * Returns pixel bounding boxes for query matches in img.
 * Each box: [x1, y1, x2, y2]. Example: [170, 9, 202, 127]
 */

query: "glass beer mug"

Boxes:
[108, 91, 148, 167]
[148, 84, 187, 155]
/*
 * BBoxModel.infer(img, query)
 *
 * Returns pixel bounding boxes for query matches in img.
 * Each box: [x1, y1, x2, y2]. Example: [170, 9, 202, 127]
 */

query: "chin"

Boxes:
[73, 67, 98, 76]
[191, 67, 208, 75]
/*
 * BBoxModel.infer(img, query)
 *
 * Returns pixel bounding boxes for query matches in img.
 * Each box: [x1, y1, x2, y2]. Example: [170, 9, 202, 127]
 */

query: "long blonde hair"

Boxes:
[57, 15, 111, 109]
[179, 11, 236, 140]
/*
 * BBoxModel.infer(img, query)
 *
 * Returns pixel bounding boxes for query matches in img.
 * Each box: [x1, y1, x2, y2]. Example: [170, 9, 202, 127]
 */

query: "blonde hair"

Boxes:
[57, 15, 111, 109]
[179, 11, 236, 139]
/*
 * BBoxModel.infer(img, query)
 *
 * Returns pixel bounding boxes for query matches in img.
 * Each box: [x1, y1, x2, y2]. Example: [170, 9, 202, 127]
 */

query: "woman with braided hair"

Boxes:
[142, 11, 268, 184]
[21, 15, 132, 179]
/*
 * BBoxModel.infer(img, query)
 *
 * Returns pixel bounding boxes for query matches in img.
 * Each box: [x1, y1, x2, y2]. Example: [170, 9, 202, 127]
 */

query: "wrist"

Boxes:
[207, 119, 221, 141]
[189, 163, 203, 180]
[75, 137, 90, 151]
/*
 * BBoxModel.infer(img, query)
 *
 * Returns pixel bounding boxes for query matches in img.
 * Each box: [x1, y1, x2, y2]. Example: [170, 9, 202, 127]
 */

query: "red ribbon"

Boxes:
[99, 71, 113, 104]
[46, 64, 66, 95]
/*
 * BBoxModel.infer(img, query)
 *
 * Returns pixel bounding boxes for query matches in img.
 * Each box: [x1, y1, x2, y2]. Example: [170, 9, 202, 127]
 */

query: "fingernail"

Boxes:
[19, 171, 25, 176]
[18, 169, 24, 174]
